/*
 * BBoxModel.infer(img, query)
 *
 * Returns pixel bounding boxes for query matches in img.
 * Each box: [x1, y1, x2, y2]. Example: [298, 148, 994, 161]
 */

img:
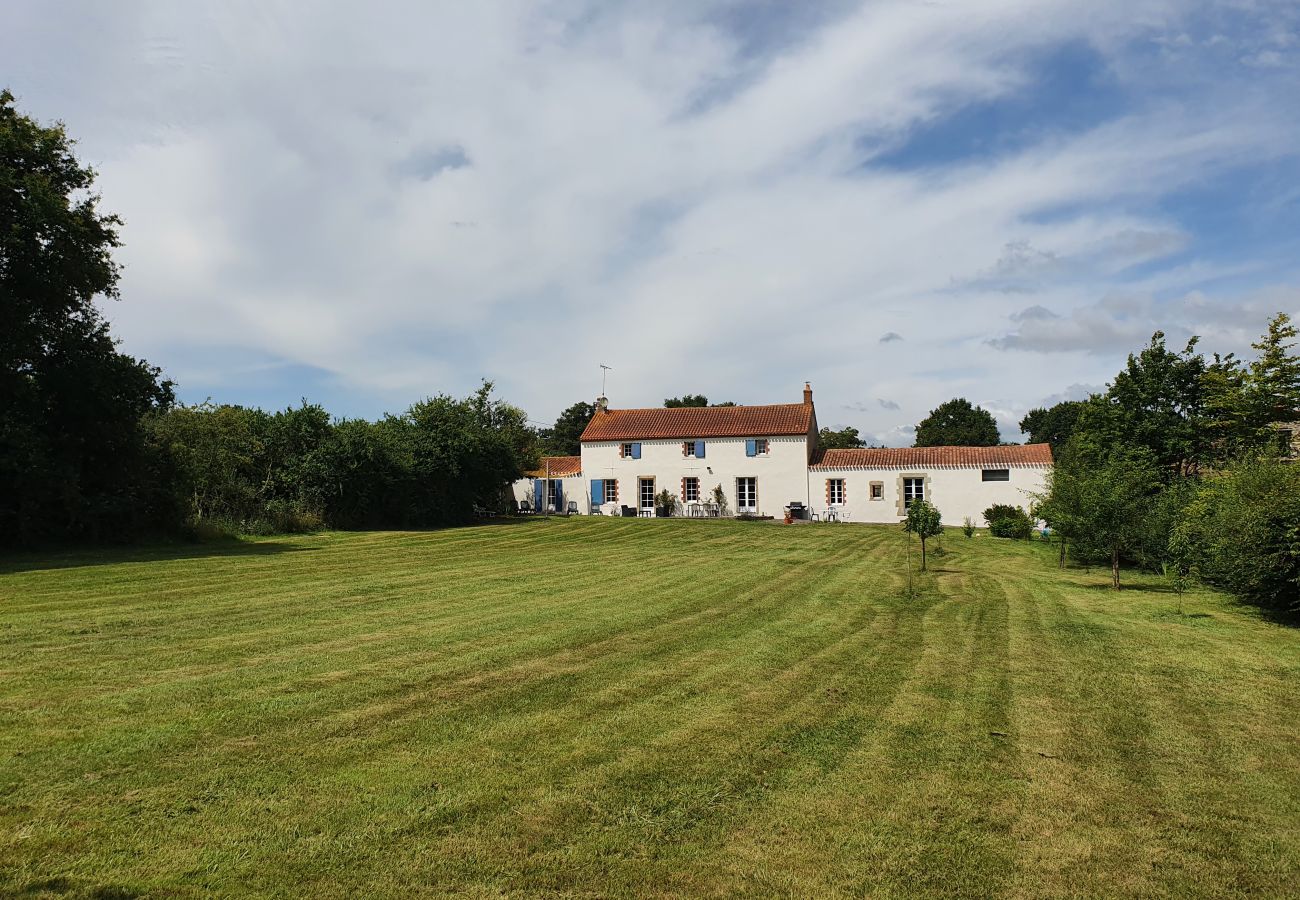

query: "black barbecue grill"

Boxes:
[786, 501, 807, 520]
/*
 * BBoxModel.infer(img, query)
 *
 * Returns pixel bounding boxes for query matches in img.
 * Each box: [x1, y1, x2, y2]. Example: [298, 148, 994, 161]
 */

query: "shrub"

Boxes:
[264, 499, 325, 534]
[984, 504, 1032, 539]
[655, 489, 678, 517]
[1173, 457, 1300, 613]
[962, 517, 976, 538]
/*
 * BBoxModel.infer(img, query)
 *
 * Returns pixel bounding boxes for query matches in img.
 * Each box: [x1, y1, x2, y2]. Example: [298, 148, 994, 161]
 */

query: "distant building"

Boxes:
[514, 384, 1051, 524]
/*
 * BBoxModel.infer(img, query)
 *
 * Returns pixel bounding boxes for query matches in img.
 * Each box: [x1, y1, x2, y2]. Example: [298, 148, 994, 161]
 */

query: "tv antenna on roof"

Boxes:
[599, 364, 612, 397]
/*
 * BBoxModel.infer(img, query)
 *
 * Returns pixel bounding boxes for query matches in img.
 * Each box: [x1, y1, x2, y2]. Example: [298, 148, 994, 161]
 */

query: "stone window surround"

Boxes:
[895, 472, 931, 517]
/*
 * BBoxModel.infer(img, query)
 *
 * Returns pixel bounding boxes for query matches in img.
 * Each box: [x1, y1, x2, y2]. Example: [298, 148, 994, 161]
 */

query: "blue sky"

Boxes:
[5, 0, 1299, 443]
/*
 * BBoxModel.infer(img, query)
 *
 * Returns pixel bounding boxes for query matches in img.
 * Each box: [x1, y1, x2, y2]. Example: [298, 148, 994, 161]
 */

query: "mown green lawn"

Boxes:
[2, 519, 1298, 898]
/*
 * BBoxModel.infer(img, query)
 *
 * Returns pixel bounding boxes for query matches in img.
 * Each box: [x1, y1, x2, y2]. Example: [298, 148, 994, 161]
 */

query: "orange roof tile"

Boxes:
[525, 456, 582, 477]
[580, 404, 814, 442]
[810, 444, 1053, 469]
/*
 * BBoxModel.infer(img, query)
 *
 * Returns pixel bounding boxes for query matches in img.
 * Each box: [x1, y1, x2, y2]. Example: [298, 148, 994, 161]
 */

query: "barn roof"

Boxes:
[810, 444, 1053, 469]
[525, 456, 582, 477]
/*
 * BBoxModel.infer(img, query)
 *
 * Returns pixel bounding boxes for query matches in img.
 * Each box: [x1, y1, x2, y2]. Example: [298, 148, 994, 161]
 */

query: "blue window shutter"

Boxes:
[533, 480, 543, 508]
[695, 440, 705, 458]
[591, 479, 604, 505]
[746, 439, 756, 457]
[555, 483, 563, 509]
[632, 443, 641, 459]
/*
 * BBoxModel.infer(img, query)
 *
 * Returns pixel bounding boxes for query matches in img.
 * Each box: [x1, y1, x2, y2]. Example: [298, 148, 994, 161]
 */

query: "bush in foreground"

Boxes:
[983, 504, 1033, 539]
[1173, 457, 1300, 613]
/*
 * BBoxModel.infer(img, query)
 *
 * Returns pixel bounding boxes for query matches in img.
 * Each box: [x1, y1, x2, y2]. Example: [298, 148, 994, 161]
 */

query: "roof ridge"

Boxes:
[580, 403, 815, 442]
[598, 401, 804, 413]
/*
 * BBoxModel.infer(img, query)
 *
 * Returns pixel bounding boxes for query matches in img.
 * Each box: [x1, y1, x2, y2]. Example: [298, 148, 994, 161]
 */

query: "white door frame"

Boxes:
[736, 476, 757, 514]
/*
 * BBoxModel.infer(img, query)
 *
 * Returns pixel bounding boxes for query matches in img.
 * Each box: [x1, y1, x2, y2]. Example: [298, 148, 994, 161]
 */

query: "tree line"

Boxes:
[1035, 317, 1300, 612]
[1, 91, 535, 546]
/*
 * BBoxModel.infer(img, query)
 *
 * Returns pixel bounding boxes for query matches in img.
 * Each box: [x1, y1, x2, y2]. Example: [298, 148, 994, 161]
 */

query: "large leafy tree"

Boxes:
[664, 394, 709, 408]
[1083, 332, 1210, 478]
[1, 90, 174, 544]
[914, 398, 1000, 447]
[818, 425, 866, 449]
[537, 401, 595, 456]
[1019, 400, 1084, 449]
[664, 395, 737, 408]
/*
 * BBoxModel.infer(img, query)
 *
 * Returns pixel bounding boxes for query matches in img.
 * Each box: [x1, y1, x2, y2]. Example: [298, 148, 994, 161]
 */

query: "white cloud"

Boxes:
[4, 0, 1299, 440]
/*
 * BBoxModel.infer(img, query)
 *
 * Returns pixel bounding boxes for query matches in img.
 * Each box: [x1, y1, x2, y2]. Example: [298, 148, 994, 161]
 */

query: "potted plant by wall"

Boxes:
[655, 489, 678, 517]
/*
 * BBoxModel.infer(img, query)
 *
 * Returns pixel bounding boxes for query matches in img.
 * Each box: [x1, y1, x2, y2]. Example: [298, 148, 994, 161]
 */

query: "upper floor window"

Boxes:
[981, 469, 1010, 482]
[746, 438, 769, 457]
[682, 440, 705, 458]
[903, 477, 925, 508]
[827, 478, 845, 505]
[620, 442, 641, 459]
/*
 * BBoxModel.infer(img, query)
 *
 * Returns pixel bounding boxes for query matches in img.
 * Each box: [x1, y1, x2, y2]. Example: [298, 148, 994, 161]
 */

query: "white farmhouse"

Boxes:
[514, 384, 1051, 524]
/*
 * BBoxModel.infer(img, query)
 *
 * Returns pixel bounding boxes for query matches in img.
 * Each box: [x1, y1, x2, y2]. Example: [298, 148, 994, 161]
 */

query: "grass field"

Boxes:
[2, 519, 1298, 898]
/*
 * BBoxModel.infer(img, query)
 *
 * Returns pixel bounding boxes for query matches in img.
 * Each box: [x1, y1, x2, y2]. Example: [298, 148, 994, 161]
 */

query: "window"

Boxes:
[746, 438, 769, 457]
[546, 480, 560, 509]
[621, 442, 641, 459]
[736, 477, 757, 513]
[604, 480, 618, 503]
[870, 481, 884, 500]
[982, 469, 1010, 482]
[682, 477, 700, 502]
[903, 477, 925, 508]
[683, 441, 696, 457]
[827, 478, 845, 505]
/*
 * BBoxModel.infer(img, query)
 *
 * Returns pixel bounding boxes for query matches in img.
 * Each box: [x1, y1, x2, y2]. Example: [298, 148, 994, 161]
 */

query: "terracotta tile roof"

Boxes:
[810, 443, 1053, 469]
[580, 404, 814, 442]
[525, 456, 582, 477]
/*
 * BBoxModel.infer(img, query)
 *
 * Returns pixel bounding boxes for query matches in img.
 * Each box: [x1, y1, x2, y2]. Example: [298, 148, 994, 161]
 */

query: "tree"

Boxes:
[1019, 400, 1084, 449]
[1078, 332, 1210, 479]
[1246, 312, 1300, 449]
[1041, 441, 1161, 589]
[1, 89, 175, 544]
[665, 394, 709, 407]
[538, 401, 594, 456]
[914, 398, 1000, 447]
[664, 395, 736, 408]
[818, 425, 866, 449]
[904, 500, 943, 572]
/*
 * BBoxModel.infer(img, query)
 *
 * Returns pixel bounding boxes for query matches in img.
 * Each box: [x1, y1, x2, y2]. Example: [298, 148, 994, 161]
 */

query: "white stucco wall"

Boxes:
[509, 475, 588, 513]
[807, 465, 1049, 526]
[580, 434, 814, 517]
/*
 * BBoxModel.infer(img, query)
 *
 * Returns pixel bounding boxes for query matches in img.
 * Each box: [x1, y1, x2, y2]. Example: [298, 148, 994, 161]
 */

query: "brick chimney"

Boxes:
[803, 382, 813, 405]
